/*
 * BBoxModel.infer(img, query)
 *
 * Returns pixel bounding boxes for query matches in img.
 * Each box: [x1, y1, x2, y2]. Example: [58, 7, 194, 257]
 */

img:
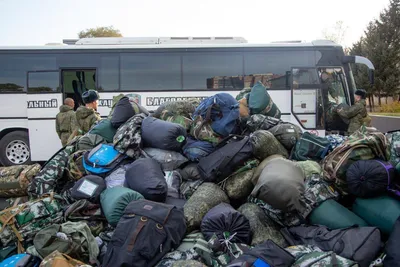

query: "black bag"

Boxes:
[384, 216, 400, 267]
[102, 199, 187, 267]
[179, 163, 202, 181]
[124, 158, 168, 203]
[346, 160, 393, 198]
[111, 96, 149, 129]
[226, 240, 295, 267]
[70, 175, 107, 204]
[141, 117, 187, 152]
[200, 203, 251, 245]
[281, 225, 382, 267]
[291, 132, 331, 161]
[197, 135, 253, 183]
[268, 123, 302, 151]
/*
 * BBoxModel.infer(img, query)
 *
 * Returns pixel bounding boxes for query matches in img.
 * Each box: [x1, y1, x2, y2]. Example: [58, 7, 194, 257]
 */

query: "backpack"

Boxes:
[70, 175, 106, 204]
[291, 132, 331, 162]
[33, 221, 99, 264]
[83, 144, 127, 177]
[197, 135, 253, 183]
[67, 150, 88, 181]
[38, 250, 91, 267]
[386, 129, 400, 173]
[285, 245, 358, 267]
[0, 195, 64, 250]
[281, 225, 382, 267]
[28, 146, 75, 198]
[113, 113, 146, 159]
[322, 126, 390, 195]
[89, 119, 117, 143]
[226, 240, 295, 267]
[346, 160, 394, 198]
[0, 164, 41, 197]
[102, 199, 187, 267]
[0, 253, 41, 267]
[192, 93, 240, 137]
[190, 116, 223, 145]
[182, 137, 216, 162]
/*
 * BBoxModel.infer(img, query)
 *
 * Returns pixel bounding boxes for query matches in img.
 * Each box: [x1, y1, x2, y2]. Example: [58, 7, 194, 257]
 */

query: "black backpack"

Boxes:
[281, 225, 382, 267]
[197, 135, 253, 183]
[226, 240, 295, 267]
[102, 199, 187, 267]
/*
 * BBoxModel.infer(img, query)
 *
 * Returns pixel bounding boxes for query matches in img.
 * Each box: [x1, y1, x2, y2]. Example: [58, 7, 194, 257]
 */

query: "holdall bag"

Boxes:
[0, 164, 41, 197]
[197, 135, 253, 183]
[89, 119, 117, 143]
[346, 160, 394, 198]
[83, 144, 127, 176]
[280, 225, 382, 267]
[102, 199, 187, 267]
[192, 93, 240, 137]
[141, 117, 187, 152]
[291, 132, 331, 162]
[268, 122, 303, 151]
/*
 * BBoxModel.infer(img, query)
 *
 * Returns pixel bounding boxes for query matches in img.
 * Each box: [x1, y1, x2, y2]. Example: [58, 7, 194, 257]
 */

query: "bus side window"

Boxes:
[28, 71, 60, 93]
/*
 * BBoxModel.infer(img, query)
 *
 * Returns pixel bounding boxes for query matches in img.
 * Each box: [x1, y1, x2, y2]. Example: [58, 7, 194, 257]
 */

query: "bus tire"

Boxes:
[0, 131, 32, 166]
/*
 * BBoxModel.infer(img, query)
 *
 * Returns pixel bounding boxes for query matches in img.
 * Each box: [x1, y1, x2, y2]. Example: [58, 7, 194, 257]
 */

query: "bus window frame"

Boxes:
[317, 66, 351, 106]
[290, 66, 321, 130]
[27, 70, 61, 94]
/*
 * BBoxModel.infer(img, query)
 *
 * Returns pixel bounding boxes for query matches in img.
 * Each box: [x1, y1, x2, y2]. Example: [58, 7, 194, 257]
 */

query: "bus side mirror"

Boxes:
[368, 69, 374, 85]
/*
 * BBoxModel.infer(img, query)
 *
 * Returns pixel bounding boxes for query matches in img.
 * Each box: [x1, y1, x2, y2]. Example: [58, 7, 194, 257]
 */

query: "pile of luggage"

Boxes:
[0, 81, 400, 267]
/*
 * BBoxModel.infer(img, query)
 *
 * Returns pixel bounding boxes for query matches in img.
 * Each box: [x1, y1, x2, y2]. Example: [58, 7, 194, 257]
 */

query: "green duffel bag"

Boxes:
[308, 199, 368, 229]
[352, 195, 400, 235]
[89, 119, 117, 143]
[100, 187, 144, 226]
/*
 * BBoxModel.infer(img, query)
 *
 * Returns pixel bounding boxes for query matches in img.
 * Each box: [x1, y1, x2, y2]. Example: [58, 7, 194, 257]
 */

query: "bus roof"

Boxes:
[0, 39, 341, 51]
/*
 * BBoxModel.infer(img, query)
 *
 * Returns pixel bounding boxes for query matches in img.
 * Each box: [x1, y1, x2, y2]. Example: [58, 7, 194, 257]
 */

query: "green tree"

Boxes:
[78, 26, 123, 38]
[349, 0, 400, 107]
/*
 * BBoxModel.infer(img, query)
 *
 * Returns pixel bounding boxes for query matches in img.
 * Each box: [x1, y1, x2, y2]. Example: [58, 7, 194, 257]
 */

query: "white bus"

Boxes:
[0, 37, 374, 166]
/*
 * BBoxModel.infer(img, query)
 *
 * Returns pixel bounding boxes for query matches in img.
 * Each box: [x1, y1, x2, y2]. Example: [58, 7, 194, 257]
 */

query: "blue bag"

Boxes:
[0, 253, 40, 267]
[192, 93, 239, 137]
[83, 143, 127, 176]
[182, 137, 216, 162]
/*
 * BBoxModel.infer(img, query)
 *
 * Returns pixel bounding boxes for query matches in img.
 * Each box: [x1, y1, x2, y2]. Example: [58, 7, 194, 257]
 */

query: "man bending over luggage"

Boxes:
[337, 89, 371, 134]
[56, 98, 78, 146]
[75, 90, 102, 135]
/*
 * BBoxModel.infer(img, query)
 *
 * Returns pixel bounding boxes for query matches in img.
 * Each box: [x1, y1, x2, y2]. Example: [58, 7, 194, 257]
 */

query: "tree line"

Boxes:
[348, 0, 400, 109]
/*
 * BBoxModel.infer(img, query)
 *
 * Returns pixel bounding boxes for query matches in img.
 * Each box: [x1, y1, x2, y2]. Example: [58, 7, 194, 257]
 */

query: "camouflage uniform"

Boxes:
[190, 117, 222, 145]
[154, 101, 197, 119]
[386, 130, 400, 173]
[0, 164, 41, 197]
[56, 105, 78, 146]
[337, 99, 369, 134]
[75, 106, 101, 135]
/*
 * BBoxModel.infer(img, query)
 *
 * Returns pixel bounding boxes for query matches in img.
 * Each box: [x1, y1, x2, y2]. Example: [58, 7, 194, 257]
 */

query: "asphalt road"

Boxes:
[371, 115, 400, 133]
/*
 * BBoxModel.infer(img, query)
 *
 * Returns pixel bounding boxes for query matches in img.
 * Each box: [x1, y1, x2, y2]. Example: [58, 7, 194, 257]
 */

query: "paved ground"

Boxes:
[371, 115, 400, 133]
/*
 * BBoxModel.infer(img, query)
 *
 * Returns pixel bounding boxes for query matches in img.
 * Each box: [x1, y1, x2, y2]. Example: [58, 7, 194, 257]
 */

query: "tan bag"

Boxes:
[0, 164, 41, 197]
[39, 250, 92, 267]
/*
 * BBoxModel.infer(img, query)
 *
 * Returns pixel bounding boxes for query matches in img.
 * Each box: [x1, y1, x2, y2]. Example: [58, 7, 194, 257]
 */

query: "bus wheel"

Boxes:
[0, 131, 32, 166]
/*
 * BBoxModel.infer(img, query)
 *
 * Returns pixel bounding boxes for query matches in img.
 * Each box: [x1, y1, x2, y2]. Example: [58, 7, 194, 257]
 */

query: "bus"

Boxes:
[0, 37, 374, 166]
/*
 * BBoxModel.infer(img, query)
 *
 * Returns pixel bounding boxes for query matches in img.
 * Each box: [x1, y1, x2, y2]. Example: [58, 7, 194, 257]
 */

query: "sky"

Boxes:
[0, 0, 390, 47]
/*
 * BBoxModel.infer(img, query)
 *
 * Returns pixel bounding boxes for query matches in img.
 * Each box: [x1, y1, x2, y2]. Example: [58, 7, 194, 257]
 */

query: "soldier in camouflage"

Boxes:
[75, 90, 101, 135]
[55, 98, 78, 146]
[337, 89, 371, 134]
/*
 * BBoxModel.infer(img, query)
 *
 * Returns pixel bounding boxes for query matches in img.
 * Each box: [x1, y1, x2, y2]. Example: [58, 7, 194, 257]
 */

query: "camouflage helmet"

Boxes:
[82, 90, 100, 104]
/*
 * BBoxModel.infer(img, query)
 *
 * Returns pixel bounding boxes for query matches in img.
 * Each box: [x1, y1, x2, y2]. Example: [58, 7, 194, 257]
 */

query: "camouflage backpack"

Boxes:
[0, 194, 64, 251]
[67, 150, 88, 181]
[190, 116, 223, 145]
[0, 164, 41, 197]
[322, 126, 390, 195]
[28, 145, 75, 198]
[386, 130, 400, 173]
[113, 113, 146, 159]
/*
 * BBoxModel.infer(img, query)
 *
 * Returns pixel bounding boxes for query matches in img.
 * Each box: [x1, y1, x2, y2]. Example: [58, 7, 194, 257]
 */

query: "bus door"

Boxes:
[27, 71, 63, 161]
[61, 69, 97, 110]
[290, 67, 325, 136]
